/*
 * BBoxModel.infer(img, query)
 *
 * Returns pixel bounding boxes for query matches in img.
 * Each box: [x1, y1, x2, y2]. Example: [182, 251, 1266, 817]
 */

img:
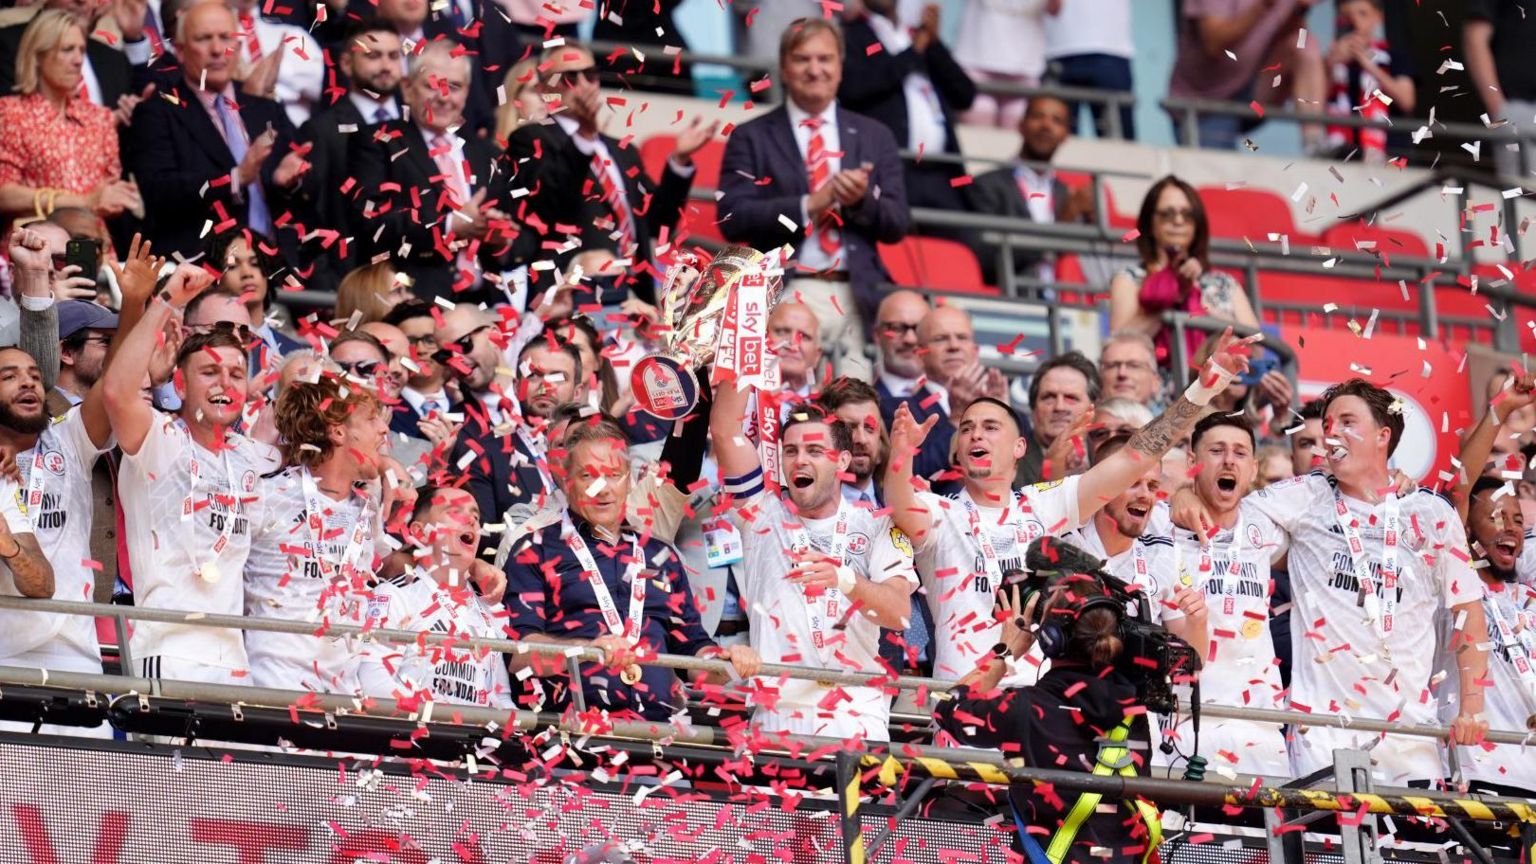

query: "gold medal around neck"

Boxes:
[199, 562, 221, 584]
[1242, 619, 1264, 640]
[621, 665, 642, 685]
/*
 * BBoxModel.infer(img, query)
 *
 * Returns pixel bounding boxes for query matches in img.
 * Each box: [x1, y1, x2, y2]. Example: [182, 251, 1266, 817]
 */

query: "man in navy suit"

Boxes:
[127, 2, 307, 261]
[872, 289, 951, 483]
[717, 16, 908, 380]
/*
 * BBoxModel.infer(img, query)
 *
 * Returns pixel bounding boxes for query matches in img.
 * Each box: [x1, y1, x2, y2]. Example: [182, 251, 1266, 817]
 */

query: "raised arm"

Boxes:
[7, 229, 57, 393]
[1079, 329, 1255, 519]
[1454, 371, 1534, 520]
[707, 375, 762, 481]
[102, 263, 212, 455]
[92, 235, 166, 449]
[883, 401, 940, 548]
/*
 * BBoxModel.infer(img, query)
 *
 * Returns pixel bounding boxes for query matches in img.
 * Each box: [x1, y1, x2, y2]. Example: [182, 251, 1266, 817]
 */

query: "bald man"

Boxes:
[769, 302, 823, 395]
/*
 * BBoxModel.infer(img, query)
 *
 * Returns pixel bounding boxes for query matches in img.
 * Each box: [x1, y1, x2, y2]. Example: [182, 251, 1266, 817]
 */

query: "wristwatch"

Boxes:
[991, 642, 1012, 660]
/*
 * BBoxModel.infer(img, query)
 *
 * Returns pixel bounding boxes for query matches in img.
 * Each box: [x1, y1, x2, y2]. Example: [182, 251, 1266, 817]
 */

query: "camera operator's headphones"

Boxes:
[1028, 575, 1124, 660]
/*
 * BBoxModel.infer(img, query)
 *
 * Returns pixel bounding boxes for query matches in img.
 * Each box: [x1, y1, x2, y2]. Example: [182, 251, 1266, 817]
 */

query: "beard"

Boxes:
[0, 399, 47, 435]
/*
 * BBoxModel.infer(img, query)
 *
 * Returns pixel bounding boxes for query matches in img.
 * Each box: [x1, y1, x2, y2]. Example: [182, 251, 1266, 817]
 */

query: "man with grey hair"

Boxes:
[719, 16, 909, 379]
[1098, 331, 1165, 410]
[350, 37, 513, 304]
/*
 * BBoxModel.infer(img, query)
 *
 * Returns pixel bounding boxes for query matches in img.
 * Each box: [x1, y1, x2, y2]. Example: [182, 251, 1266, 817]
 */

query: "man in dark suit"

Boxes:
[964, 94, 1098, 285]
[839, 1, 975, 219]
[505, 43, 707, 305]
[349, 38, 518, 304]
[296, 19, 404, 292]
[127, 2, 306, 262]
[345, 0, 498, 134]
[717, 16, 907, 380]
[0, 0, 147, 111]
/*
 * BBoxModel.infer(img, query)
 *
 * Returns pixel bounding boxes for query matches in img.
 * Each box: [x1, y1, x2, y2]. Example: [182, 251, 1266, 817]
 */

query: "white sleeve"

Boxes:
[0, 478, 28, 536]
[1433, 499, 1484, 609]
[1245, 509, 1291, 564]
[1024, 475, 1083, 534]
[866, 517, 918, 586]
[911, 491, 948, 553]
[1243, 473, 1318, 537]
[123, 412, 179, 472]
[54, 407, 112, 463]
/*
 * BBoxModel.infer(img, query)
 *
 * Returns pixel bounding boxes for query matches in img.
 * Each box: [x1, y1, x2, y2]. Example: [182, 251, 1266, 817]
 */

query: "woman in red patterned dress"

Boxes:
[0, 9, 140, 229]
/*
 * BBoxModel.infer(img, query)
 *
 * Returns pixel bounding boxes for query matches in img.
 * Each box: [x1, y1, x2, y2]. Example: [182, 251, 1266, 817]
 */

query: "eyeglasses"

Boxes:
[1101, 360, 1152, 374]
[878, 322, 920, 339]
[335, 359, 382, 377]
[431, 325, 489, 365]
[1154, 207, 1196, 225]
[406, 333, 439, 349]
[186, 320, 254, 342]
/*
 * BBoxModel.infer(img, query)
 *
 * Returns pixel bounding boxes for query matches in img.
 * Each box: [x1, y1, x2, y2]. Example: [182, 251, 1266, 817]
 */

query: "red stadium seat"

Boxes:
[1196, 186, 1311, 243]
[1322, 221, 1429, 261]
[879, 237, 997, 295]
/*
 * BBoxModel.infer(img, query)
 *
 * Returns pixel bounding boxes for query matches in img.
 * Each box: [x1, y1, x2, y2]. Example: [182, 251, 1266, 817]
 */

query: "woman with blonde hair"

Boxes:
[494, 57, 548, 145]
[334, 261, 410, 326]
[0, 9, 140, 227]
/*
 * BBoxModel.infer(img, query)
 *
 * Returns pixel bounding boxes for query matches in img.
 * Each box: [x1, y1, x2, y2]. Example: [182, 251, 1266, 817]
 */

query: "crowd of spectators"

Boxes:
[0, 2, 1528, 844]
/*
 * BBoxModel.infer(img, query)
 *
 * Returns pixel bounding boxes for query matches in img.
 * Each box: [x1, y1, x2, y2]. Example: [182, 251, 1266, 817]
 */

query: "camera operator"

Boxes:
[934, 570, 1163, 864]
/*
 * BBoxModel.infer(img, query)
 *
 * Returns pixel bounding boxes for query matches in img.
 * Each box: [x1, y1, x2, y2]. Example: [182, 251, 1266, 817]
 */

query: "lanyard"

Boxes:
[299, 468, 374, 582]
[515, 427, 555, 494]
[1485, 588, 1536, 703]
[17, 447, 48, 530]
[179, 419, 240, 583]
[1173, 521, 1247, 596]
[565, 519, 646, 642]
[788, 498, 849, 664]
[961, 489, 1028, 584]
[1334, 490, 1399, 639]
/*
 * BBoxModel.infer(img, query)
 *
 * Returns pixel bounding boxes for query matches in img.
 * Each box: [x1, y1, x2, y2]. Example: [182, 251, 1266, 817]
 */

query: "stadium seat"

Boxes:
[1196, 186, 1313, 243]
[880, 237, 997, 295]
[1321, 221, 1429, 261]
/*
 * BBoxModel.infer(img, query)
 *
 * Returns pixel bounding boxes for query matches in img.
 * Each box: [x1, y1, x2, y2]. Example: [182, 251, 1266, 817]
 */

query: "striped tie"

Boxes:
[801, 117, 839, 256]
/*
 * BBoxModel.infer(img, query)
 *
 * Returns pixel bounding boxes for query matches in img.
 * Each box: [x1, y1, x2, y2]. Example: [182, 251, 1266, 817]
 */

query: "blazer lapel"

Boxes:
[837, 106, 861, 173]
[403, 123, 440, 185]
[766, 108, 808, 196]
[175, 82, 238, 169]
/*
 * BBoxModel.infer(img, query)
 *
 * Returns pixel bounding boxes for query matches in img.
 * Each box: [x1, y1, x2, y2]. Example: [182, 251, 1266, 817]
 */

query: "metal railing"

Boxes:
[7, 594, 1534, 748]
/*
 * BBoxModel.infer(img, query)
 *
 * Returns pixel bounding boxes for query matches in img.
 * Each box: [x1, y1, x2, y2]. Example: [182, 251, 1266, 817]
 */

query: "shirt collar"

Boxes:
[189, 79, 238, 107]
[786, 98, 837, 132]
[401, 386, 448, 414]
[878, 369, 919, 398]
[348, 90, 396, 121]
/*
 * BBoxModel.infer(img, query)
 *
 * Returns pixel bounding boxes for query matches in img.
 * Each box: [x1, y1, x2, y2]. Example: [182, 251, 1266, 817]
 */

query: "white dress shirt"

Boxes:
[785, 99, 842, 272]
[349, 91, 398, 125]
[1014, 164, 1057, 283]
[402, 386, 450, 417]
[865, 13, 947, 155]
[245, 16, 325, 127]
[878, 369, 920, 399]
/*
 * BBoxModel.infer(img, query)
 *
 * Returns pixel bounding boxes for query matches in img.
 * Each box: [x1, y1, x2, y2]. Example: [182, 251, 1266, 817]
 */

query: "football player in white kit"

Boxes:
[710, 375, 918, 741]
[0, 229, 107, 692]
[243, 372, 394, 694]
[103, 264, 279, 684]
[886, 331, 1255, 684]
[1454, 479, 1536, 796]
[1147, 414, 1290, 781]
[1062, 432, 1206, 651]
[360, 486, 514, 710]
[1176, 378, 1490, 784]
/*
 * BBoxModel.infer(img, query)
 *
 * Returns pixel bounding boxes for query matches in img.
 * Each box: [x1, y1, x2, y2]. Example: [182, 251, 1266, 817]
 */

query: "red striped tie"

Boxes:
[592, 153, 636, 253]
[802, 117, 839, 257]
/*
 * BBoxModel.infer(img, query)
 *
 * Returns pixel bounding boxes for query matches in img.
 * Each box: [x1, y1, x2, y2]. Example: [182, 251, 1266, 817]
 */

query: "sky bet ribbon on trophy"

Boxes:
[630, 245, 785, 421]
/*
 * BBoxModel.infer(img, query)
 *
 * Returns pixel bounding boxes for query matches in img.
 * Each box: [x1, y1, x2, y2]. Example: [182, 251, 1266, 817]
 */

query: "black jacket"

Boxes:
[126, 80, 299, 259]
[296, 92, 401, 290]
[348, 118, 519, 303]
[838, 15, 975, 164]
[504, 120, 692, 304]
[936, 665, 1156, 864]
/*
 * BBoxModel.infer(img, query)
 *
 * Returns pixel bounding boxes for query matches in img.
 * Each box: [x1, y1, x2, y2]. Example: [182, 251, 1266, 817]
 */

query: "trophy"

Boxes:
[630, 245, 785, 420]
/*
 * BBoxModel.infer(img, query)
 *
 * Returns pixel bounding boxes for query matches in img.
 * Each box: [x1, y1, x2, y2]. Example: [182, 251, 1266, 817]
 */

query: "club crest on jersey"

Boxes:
[1247, 523, 1263, 548]
[889, 527, 914, 558]
[846, 532, 869, 555]
[242, 470, 258, 492]
[41, 451, 64, 476]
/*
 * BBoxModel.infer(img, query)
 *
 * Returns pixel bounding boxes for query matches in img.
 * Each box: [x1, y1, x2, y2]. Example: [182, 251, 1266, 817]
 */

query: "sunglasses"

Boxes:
[1154, 207, 1196, 224]
[187, 320, 254, 342]
[546, 66, 599, 86]
[336, 359, 382, 377]
[431, 325, 489, 365]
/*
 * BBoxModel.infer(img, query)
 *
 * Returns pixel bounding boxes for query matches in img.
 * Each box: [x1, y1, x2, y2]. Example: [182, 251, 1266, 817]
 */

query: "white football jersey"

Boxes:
[0, 408, 109, 671]
[119, 413, 277, 672]
[1246, 472, 1481, 780]
[724, 465, 917, 741]
[1144, 500, 1291, 779]
[244, 467, 377, 694]
[1450, 580, 1536, 791]
[1060, 520, 1183, 625]
[1516, 530, 1536, 589]
[358, 574, 513, 709]
[913, 478, 1083, 682]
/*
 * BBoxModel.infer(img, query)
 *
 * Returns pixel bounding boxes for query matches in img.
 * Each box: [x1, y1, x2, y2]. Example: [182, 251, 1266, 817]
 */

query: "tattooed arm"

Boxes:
[2, 528, 53, 599]
[1075, 329, 1255, 520]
